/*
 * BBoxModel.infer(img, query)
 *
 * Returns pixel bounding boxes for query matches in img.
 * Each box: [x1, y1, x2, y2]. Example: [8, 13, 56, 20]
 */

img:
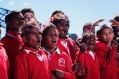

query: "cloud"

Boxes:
[23, 1, 31, 6]
[8, 1, 15, 6]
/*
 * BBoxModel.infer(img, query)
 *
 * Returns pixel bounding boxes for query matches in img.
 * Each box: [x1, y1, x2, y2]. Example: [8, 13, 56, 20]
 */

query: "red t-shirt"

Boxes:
[95, 41, 118, 79]
[57, 37, 79, 63]
[1, 31, 24, 79]
[45, 48, 76, 79]
[76, 50, 100, 79]
[0, 43, 8, 79]
[14, 46, 50, 79]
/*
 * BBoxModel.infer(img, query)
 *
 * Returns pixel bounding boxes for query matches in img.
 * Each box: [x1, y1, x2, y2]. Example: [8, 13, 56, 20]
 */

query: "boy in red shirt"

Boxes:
[52, 18, 79, 63]
[42, 24, 81, 79]
[76, 34, 100, 79]
[0, 42, 8, 79]
[1, 11, 25, 79]
[14, 25, 50, 79]
[95, 25, 118, 79]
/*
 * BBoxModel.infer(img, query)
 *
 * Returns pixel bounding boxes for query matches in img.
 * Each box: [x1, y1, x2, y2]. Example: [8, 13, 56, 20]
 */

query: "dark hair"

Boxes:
[51, 10, 64, 17]
[41, 23, 59, 47]
[42, 23, 58, 38]
[98, 24, 112, 34]
[21, 24, 40, 37]
[21, 8, 34, 15]
[114, 16, 119, 22]
[52, 18, 70, 28]
[5, 10, 21, 23]
[5, 11, 23, 32]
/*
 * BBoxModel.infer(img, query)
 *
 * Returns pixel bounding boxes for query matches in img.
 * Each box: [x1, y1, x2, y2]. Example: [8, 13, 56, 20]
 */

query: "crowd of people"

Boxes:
[0, 8, 119, 79]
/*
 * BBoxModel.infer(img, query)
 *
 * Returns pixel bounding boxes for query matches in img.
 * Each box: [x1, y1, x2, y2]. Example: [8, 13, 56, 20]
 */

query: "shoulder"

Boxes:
[96, 41, 106, 47]
[1, 35, 17, 44]
[67, 37, 75, 43]
[17, 50, 28, 58]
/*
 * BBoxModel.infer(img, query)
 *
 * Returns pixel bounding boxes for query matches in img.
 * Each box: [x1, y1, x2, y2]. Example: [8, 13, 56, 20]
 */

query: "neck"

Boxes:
[45, 47, 57, 54]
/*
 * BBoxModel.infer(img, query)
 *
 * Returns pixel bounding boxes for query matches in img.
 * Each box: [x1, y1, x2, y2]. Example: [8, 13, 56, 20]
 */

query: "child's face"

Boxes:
[101, 28, 114, 43]
[23, 12, 36, 25]
[44, 29, 59, 49]
[57, 20, 69, 39]
[25, 28, 42, 49]
[86, 35, 96, 51]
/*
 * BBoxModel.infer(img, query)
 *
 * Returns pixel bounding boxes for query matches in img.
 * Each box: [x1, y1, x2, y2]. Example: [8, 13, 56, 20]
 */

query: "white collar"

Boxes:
[89, 50, 95, 60]
[23, 49, 44, 61]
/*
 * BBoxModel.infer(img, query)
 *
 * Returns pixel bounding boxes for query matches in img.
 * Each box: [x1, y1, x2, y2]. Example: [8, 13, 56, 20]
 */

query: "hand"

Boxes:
[77, 69, 87, 77]
[53, 69, 64, 78]
[72, 63, 82, 71]
[111, 40, 118, 47]
[109, 20, 119, 27]
[79, 43, 88, 53]
[93, 19, 104, 26]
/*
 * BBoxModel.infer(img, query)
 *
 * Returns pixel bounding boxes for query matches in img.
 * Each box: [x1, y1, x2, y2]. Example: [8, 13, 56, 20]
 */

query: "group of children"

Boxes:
[0, 8, 119, 79]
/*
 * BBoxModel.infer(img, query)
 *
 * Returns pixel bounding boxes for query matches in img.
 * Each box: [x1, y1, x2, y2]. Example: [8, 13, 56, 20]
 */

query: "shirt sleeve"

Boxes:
[14, 53, 29, 79]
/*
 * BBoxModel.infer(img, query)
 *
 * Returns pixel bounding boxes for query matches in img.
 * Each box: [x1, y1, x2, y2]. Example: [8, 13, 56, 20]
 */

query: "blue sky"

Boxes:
[0, 0, 119, 37]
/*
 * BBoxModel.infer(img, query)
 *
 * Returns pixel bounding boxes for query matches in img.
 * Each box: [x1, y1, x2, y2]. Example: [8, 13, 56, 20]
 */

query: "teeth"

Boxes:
[52, 40, 56, 43]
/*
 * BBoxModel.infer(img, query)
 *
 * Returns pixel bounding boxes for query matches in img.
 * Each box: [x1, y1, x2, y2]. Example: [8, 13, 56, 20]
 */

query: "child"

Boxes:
[1, 11, 24, 79]
[21, 8, 43, 31]
[95, 25, 118, 79]
[52, 18, 79, 63]
[76, 34, 100, 79]
[14, 25, 50, 79]
[42, 24, 79, 79]
[0, 42, 8, 79]
[109, 17, 119, 53]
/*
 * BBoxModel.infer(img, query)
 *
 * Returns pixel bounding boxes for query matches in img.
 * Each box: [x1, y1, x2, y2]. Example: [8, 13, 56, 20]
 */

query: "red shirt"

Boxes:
[14, 46, 50, 79]
[76, 50, 100, 79]
[95, 41, 118, 79]
[0, 43, 8, 79]
[1, 31, 24, 79]
[45, 48, 76, 79]
[57, 37, 79, 63]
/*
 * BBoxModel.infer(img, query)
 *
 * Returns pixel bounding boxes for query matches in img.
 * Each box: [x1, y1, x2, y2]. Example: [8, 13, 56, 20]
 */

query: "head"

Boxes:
[76, 38, 82, 44]
[53, 18, 70, 39]
[42, 24, 59, 50]
[51, 10, 65, 22]
[82, 34, 96, 51]
[21, 8, 37, 25]
[83, 22, 93, 33]
[114, 15, 119, 22]
[5, 11, 25, 33]
[113, 16, 119, 37]
[98, 24, 114, 44]
[21, 25, 42, 50]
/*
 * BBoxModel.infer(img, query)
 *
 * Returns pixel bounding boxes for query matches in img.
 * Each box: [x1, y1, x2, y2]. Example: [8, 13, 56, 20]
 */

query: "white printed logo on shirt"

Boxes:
[58, 58, 65, 66]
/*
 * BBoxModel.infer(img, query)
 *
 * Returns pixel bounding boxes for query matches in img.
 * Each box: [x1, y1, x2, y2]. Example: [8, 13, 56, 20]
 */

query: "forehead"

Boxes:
[13, 12, 23, 17]
[82, 35, 95, 42]
[47, 28, 58, 34]
[30, 27, 40, 32]
[23, 12, 34, 16]
[102, 28, 113, 32]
